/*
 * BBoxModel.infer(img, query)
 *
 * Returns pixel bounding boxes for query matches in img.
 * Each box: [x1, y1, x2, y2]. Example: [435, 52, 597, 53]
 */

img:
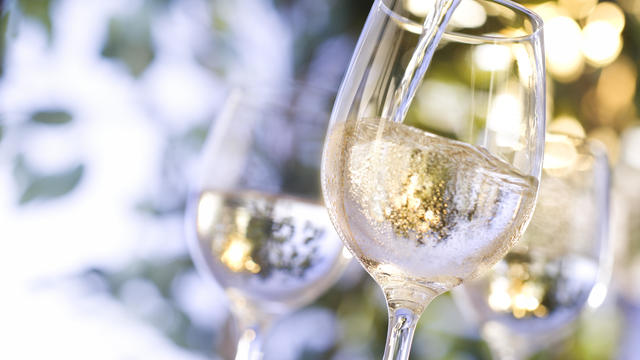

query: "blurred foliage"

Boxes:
[30, 109, 72, 125]
[17, 0, 52, 39]
[195, 3, 235, 76]
[273, 0, 370, 76]
[14, 155, 84, 204]
[80, 255, 216, 355]
[101, 4, 155, 77]
[0, 8, 9, 76]
[136, 122, 210, 218]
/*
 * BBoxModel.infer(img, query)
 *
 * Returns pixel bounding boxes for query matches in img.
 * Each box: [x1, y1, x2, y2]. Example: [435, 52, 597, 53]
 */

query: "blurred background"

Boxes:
[1, 0, 639, 359]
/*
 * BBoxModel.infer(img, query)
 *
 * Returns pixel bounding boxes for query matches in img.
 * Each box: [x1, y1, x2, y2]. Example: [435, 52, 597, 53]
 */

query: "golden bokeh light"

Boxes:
[558, 0, 597, 19]
[530, 2, 565, 22]
[220, 235, 253, 272]
[596, 56, 637, 115]
[587, 2, 626, 33]
[544, 133, 579, 170]
[449, 0, 487, 28]
[474, 43, 512, 72]
[488, 278, 512, 311]
[487, 276, 547, 319]
[548, 115, 586, 138]
[545, 16, 584, 82]
[487, 93, 525, 149]
[582, 21, 623, 66]
[404, 0, 435, 17]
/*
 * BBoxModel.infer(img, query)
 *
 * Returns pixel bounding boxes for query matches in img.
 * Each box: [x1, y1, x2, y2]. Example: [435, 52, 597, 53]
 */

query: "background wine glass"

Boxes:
[186, 84, 349, 360]
[612, 126, 640, 359]
[454, 133, 611, 360]
[321, 0, 545, 359]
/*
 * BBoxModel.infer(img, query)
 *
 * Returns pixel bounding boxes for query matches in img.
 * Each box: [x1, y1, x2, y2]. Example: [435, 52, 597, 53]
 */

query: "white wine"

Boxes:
[462, 254, 598, 332]
[322, 118, 537, 295]
[193, 190, 346, 313]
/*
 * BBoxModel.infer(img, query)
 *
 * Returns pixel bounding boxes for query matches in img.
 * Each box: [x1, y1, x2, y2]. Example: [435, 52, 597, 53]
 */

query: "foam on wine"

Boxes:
[323, 118, 537, 292]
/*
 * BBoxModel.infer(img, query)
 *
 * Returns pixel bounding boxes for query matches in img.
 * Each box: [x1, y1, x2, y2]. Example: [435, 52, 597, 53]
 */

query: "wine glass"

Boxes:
[612, 126, 640, 359]
[321, 0, 545, 359]
[186, 84, 349, 360]
[454, 132, 611, 360]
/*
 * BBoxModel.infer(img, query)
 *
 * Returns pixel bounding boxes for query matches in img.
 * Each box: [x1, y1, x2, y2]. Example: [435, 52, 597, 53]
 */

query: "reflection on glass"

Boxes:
[196, 190, 344, 307]
[456, 133, 611, 360]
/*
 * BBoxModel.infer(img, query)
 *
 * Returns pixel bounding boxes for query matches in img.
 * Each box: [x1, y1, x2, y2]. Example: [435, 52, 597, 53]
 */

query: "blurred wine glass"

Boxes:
[612, 126, 640, 359]
[185, 84, 349, 360]
[455, 132, 611, 360]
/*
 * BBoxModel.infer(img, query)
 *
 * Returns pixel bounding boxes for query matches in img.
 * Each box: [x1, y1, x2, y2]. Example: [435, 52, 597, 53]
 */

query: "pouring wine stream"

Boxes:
[390, 0, 462, 124]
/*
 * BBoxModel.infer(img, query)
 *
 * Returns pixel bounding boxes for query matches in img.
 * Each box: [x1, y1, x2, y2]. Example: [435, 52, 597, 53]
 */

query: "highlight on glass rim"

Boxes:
[1, 0, 638, 359]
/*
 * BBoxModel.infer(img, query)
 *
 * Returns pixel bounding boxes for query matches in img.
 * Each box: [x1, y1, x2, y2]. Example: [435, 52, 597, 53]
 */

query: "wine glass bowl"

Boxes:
[321, 0, 545, 358]
[455, 132, 611, 359]
[186, 84, 348, 359]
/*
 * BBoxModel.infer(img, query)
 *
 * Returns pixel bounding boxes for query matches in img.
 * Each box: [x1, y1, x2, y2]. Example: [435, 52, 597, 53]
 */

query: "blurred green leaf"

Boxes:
[79, 256, 216, 355]
[0, 123, 4, 143]
[135, 198, 185, 217]
[19, 163, 84, 204]
[30, 109, 72, 125]
[13, 154, 33, 187]
[101, 8, 155, 77]
[18, 0, 52, 39]
[0, 9, 9, 76]
[182, 123, 209, 149]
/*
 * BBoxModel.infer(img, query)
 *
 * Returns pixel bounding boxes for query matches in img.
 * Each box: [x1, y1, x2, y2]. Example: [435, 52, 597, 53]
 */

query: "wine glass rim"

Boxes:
[380, 0, 544, 44]
[226, 80, 337, 97]
[213, 81, 337, 125]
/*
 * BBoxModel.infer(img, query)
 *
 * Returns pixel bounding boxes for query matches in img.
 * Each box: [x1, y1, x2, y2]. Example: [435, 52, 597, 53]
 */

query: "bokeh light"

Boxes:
[596, 56, 637, 117]
[449, 0, 487, 28]
[474, 43, 512, 72]
[582, 21, 622, 66]
[549, 115, 586, 139]
[544, 16, 584, 82]
[588, 2, 626, 33]
[544, 133, 579, 170]
[558, 0, 597, 19]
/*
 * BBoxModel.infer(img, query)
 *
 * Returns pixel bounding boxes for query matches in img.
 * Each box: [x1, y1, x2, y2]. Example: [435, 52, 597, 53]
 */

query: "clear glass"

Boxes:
[321, 0, 545, 359]
[186, 84, 349, 360]
[612, 126, 640, 359]
[455, 133, 611, 360]
[613, 125, 640, 304]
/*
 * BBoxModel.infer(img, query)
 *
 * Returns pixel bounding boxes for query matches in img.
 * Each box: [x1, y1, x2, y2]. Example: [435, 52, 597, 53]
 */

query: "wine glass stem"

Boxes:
[488, 343, 526, 360]
[235, 326, 265, 360]
[233, 311, 275, 360]
[382, 307, 420, 360]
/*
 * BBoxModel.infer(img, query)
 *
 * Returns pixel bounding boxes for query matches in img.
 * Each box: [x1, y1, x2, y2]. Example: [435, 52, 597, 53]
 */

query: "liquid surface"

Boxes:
[322, 118, 537, 294]
[194, 190, 346, 312]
